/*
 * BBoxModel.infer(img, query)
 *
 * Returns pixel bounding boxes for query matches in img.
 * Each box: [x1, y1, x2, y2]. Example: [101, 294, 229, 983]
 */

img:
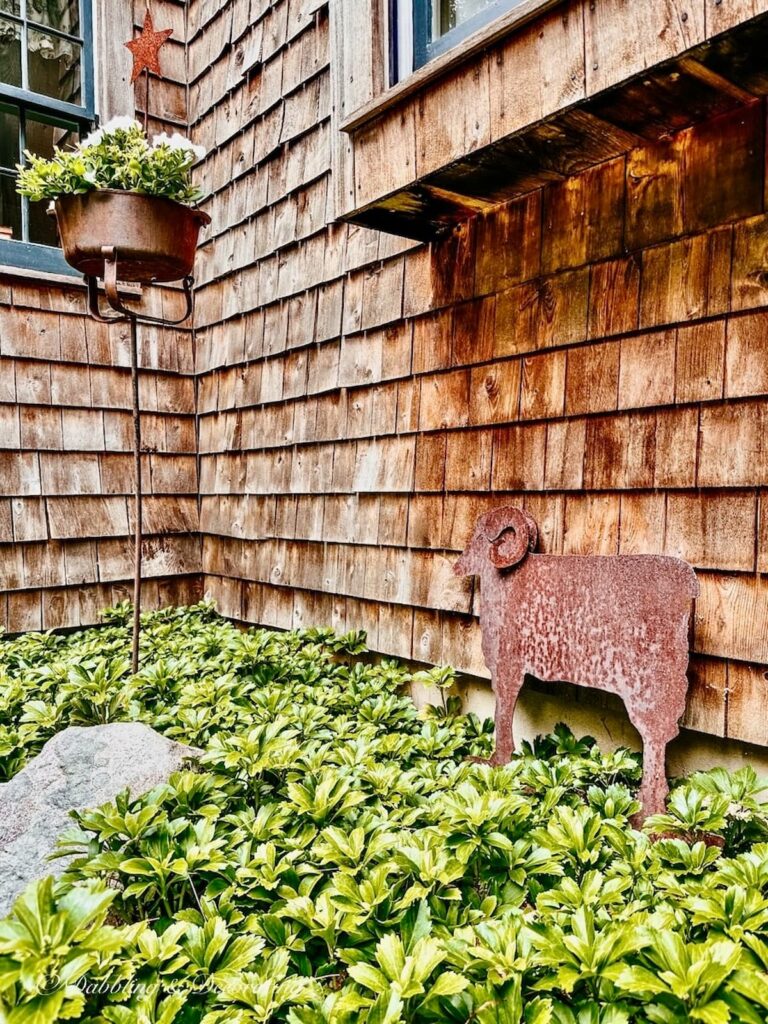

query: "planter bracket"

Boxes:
[85, 247, 194, 325]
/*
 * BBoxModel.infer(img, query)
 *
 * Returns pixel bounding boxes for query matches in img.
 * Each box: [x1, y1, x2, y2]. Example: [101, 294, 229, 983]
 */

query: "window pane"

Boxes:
[26, 113, 78, 245]
[436, 0, 506, 36]
[0, 17, 22, 87]
[0, 1, 20, 15]
[0, 172, 22, 242]
[25, 112, 79, 160]
[26, 0, 80, 35]
[0, 105, 19, 170]
[28, 27, 81, 104]
[28, 193, 58, 244]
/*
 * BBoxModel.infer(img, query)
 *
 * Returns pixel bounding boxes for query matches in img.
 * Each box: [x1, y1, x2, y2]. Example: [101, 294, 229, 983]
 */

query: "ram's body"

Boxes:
[454, 508, 699, 818]
[479, 554, 697, 718]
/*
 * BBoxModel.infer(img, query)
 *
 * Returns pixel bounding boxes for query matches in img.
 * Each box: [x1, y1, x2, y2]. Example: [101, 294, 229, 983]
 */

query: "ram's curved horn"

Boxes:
[482, 507, 532, 570]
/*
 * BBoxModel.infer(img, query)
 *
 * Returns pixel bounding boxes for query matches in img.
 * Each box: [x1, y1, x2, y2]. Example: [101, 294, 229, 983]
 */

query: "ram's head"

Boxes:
[453, 506, 538, 577]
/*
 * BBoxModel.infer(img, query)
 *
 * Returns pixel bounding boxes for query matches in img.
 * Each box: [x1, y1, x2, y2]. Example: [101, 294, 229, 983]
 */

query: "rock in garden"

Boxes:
[0, 723, 200, 917]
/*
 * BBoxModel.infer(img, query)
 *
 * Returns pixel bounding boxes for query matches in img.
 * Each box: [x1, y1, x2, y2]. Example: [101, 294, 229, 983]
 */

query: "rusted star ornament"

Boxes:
[125, 9, 173, 84]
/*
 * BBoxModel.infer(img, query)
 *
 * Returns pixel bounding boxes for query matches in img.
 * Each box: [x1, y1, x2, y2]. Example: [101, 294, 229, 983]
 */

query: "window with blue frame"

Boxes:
[0, 0, 94, 273]
[392, 0, 526, 82]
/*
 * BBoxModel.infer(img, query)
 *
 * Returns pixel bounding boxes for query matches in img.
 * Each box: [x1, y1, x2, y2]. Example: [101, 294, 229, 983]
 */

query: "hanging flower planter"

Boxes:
[17, 116, 210, 285]
[15, 117, 212, 673]
[53, 189, 210, 283]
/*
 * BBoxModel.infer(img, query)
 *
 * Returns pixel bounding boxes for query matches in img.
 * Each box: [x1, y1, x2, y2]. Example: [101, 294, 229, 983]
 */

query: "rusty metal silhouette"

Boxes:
[454, 506, 699, 818]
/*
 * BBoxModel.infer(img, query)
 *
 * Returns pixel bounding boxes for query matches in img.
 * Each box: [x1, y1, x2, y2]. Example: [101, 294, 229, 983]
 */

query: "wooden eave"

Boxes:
[342, 13, 768, 241]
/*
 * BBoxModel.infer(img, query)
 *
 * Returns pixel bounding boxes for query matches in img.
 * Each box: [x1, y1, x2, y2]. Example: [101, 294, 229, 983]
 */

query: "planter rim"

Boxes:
[54, 189, 211, 226]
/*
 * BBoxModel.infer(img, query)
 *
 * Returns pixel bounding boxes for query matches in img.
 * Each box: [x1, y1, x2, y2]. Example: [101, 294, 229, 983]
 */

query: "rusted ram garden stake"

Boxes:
[454, 506, 699, 819]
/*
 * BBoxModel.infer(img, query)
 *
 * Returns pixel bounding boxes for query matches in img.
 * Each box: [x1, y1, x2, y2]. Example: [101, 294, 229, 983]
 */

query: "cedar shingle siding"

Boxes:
[3, 0, 768, 745]
[0, 0, 202, 630]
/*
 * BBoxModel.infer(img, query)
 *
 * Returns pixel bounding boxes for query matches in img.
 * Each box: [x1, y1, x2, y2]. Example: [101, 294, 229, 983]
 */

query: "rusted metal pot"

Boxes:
[53, 190, 211, 283]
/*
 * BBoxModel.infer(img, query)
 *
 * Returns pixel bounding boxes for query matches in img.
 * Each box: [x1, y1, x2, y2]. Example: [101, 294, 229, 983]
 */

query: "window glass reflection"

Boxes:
[25, 113, 79, 244]
[27, 0, 80, 35]
[0, 174, 21, 242]
[28, 28, 82, 104]
[435, 0, 501, 36]
[0, 105, 20, 169]
[0, 17, 22, 87]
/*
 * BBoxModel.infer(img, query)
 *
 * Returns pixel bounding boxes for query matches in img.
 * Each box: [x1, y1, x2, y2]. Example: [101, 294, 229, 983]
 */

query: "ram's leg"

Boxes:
[633, 715, 679, 822]
[636, 736, 669, 820]
[491, 665, 524, 765]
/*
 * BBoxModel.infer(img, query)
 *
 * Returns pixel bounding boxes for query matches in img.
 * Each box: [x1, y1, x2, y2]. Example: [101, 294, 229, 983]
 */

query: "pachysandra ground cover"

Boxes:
[1, 603, 768, 1024]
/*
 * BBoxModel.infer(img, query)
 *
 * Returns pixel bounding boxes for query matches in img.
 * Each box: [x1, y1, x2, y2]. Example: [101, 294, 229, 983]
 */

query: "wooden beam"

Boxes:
[345, 13, 768, 241]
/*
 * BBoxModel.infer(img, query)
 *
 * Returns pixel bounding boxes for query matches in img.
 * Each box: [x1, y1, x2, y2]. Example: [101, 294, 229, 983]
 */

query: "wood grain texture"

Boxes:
[585, 0, 705, 97]
[5, 0, 768, 747]
[0, 0, 200, 629]
[705, 0, 768, 35]
[336, 0, 768, 237]
[725, 660, 768, 745]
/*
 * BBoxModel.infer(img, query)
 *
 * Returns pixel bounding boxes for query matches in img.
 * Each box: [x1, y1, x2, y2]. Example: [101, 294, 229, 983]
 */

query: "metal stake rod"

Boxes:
[85, 251, 195, 676]
[129, 313, 143, 674]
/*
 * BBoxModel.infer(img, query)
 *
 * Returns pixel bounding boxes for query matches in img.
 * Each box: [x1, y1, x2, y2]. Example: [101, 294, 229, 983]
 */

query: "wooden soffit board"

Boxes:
[341, 10, 768, 241]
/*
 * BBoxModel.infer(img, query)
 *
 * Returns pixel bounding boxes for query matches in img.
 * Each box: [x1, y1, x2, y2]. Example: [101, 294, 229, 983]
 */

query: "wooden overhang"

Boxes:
[341, 12, 768, 242]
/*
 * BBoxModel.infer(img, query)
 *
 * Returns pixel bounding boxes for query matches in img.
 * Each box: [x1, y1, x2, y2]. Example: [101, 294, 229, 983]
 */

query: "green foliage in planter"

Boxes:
[2, 602, 768, 1024]
[15, 118, 205, 206]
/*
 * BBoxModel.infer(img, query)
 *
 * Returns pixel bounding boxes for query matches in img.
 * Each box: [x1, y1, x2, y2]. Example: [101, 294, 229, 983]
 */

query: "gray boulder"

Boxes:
[0, 723, 200, 917]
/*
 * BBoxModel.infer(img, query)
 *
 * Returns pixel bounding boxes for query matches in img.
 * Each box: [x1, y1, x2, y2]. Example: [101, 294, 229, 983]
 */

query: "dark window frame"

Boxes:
[0, 0, 95, 276]
[391, 0, 524, 82]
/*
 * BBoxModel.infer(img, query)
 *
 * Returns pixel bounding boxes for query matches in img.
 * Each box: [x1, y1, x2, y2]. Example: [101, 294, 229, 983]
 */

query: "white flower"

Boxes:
[102, 116, 142, 133]
[81, 117, 142, 149]
[81, 127, 105, 148]
[152, 131, 206, 163]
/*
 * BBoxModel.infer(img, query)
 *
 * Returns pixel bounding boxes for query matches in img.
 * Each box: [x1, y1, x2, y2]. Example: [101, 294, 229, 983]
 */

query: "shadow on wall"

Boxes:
[408, 674, 768, 780]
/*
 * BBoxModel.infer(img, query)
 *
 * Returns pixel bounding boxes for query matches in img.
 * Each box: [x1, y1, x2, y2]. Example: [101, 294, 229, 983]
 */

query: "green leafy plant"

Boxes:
[1, 603, 768, 1023]
[16, 117, 205, 205]
[0, 877, 144, 1023]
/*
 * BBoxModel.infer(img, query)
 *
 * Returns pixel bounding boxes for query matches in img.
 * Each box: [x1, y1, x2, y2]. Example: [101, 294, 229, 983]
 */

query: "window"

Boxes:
[0, 0, 94, 273]
[392, 0, 526, 81]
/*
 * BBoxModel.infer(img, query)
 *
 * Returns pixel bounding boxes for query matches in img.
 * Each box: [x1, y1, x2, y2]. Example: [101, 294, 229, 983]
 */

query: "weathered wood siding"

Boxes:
[0, 0, 202, 631]
[192, 0, 768, 745]
[335, 1, 768, 237]
[3, 0, 767, 745]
